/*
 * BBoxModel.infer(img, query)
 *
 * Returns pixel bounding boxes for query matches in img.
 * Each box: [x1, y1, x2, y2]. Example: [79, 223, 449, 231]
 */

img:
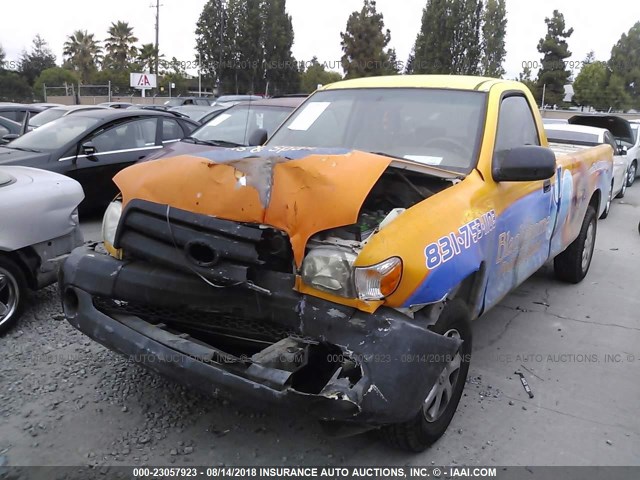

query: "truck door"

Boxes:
[483, 94, 557, 310]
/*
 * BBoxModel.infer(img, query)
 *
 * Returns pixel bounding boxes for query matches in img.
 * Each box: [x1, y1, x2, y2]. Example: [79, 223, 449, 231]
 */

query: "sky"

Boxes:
[3, 0, 640, 80]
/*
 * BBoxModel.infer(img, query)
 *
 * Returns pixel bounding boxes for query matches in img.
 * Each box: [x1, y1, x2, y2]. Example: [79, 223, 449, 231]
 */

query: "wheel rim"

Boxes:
[0, 267, 19, 326]
[605, 187, 612, 212]
[422, 329, 462, 423]
[622, 180, 627, 195]
[581, 221, 595, 273]
[630, 165, 637, 185]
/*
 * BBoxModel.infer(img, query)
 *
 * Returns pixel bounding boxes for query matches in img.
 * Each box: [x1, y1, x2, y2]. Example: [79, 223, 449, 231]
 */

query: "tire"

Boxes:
[554, 206, 597, 284]
[0, 256, 28, 336]
[381, 299, 472, 452]
[616, 175, 627, 199]
[627, 161, 637, 187]
[600, 184, 613, 219]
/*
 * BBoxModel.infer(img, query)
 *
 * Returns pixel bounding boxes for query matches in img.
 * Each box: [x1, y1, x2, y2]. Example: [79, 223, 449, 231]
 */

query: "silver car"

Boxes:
[0, 166, 84, 334]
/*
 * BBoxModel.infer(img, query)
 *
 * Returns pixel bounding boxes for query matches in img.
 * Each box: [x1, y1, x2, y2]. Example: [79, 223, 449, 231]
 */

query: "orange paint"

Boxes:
[113, 151, 391, 267]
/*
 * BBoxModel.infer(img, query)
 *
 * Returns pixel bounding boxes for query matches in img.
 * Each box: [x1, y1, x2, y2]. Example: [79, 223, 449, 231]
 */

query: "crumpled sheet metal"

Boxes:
[113, 150, 391, 266]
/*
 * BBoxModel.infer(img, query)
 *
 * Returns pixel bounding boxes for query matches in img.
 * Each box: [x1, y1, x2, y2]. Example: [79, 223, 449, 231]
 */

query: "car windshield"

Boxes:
[546, 129, 600, 145]
[192, 105, 292, 146]
[30, 108, 66, 127]
[7, 116, 101, 152]
[164, 99, 184, 107]
[266, 88, 487, 172]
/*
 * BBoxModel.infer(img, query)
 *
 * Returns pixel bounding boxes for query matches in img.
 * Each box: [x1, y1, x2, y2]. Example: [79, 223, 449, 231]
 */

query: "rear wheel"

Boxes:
[381, 300, 472, 452]
[627, 161, 637, 187]
[616, 175, 627, 199]
[554, 206, 597, 284]
[0, 256, 27, 336]
[600, 183, 613, 219]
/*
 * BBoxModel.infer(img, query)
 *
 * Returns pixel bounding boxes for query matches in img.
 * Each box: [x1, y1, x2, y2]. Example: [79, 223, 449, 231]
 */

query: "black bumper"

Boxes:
[60, 246, 461, 426]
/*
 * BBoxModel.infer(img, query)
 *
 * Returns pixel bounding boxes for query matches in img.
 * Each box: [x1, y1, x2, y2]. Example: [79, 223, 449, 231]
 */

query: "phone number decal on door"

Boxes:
[424, 210, 497, 270]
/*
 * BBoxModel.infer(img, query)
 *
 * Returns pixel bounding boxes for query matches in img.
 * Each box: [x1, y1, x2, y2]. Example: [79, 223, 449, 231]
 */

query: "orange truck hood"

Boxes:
[113, 150, 391, 266]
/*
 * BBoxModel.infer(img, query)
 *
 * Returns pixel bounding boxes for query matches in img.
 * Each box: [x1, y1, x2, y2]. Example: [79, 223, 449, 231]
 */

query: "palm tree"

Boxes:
[104, 21, 138, 70]
[63, 30, 102, 83]
[137, 43, 159, 73]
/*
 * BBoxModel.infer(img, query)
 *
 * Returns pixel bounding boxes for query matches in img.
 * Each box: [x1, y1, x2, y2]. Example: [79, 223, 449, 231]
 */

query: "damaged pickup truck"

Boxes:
[60, 76, 613, 451]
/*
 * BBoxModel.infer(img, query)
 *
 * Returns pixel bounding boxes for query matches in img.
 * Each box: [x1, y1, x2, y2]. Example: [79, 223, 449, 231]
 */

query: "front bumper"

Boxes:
[60, 246, 461, 426]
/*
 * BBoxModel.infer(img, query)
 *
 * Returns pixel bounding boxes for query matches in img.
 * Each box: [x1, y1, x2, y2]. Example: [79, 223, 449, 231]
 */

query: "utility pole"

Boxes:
[152, 0, 161, 76]
[541, 84, 546, 109]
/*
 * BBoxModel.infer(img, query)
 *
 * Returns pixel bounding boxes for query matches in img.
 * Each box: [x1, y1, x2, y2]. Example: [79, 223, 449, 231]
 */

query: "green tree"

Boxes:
[535, 10, 573, 107]
[0, 71, 32, 102]
[605, 74, 631, 111]
[609, 22, 640, 109]
[103, 21, 139, 71]
[481, 0, 506, 77]
[262, 0, 299, 95]
[0, 44, 5, 69]
[195, 0, 228, 87]
[19, 35, 57, 86]
[517, 64, 537, 99]
[572, 61, 610, 111]
[300, 57, 343, 93]
[139, 43, 161, 73]
[33, 67, 78, 100]
[233, 0, 264, 92]
[63, 30, 102, 83]
[450, 0, 483, 75]
[340, 0, 395, 79]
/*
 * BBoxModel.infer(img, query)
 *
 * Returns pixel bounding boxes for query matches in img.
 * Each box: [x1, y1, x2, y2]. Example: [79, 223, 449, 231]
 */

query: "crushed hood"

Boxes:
[113, 148, 392, 266]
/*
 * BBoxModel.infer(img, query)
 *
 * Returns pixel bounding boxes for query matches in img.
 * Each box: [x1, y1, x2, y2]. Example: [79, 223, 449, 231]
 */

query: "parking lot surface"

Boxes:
[1, 189, 639, 467]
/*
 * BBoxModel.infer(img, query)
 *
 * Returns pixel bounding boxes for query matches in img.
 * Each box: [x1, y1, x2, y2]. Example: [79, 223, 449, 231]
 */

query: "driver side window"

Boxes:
[494, 95, 540, 152]
[90, 119, 157, 153]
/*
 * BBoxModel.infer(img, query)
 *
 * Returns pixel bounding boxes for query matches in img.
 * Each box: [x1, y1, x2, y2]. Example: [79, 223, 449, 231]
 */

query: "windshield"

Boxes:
[7, 116, 101, 152]
[266, 88, 487, 172]
[30, 108, 66, 127]
[164, 99, 184, 107]
[192, 105, 292, 146]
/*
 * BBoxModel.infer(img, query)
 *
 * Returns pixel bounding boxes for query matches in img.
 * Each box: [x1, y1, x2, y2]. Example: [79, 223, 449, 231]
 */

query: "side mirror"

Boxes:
[81, 141, 98, 160]
[1, 134, 20, 144]
[493, 146, 556, 182]
[248, 128, 268, 147]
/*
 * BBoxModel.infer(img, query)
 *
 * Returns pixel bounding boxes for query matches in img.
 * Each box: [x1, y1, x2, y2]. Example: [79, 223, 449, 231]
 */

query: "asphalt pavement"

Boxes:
[1, 186, 639, 467]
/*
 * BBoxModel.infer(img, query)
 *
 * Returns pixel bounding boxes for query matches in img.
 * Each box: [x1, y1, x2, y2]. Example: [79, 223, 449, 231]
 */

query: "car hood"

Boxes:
[0, 166, 84, 251]
[568, 115, 635, 144]
[114, 147, 393, 266]
[0, 147, 49, 166]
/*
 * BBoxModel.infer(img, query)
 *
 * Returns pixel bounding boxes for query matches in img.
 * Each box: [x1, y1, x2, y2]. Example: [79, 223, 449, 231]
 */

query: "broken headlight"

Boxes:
[301, 247, 357, 298]
[301, 248, 403, 301]
[102, 199, 122, 251]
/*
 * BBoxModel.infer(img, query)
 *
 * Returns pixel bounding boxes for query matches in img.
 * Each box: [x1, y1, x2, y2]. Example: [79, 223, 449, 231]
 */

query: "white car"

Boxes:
[627, 120, 639, 186]
[545, 124, 629, 218]
[0, 167, 84, 334]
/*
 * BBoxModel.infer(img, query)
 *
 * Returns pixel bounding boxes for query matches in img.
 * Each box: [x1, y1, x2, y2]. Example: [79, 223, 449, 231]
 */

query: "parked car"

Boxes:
[98, 102, 134, 109]
[213, 95, 263, 107]
[542, 118, 568, 125]
[163, 97, 211, 107]
[0, 116, 25, 143]
[141, 97, 304, 162]
[29, 105, 109, 128]
[60, 75, 612, 452]
[133, 104, 170, 111]
[0, 166, 84, 334]
[0, 103, 47, 123]
[168, 105, 228, 123]
[30, 103, 65, 110]
[545, 124, 629, 217]
[568, 114, 637, 186]
[0, 109, 198, 209]
[625, 120, 639, 185]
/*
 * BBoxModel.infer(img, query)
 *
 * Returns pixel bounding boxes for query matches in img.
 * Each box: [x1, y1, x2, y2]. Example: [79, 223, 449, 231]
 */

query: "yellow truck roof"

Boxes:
[320, 75, 521, 92]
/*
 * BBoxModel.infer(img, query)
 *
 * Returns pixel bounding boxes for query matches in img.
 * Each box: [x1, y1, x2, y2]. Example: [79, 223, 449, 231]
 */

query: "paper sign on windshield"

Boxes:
[287, 102, 331, 131]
